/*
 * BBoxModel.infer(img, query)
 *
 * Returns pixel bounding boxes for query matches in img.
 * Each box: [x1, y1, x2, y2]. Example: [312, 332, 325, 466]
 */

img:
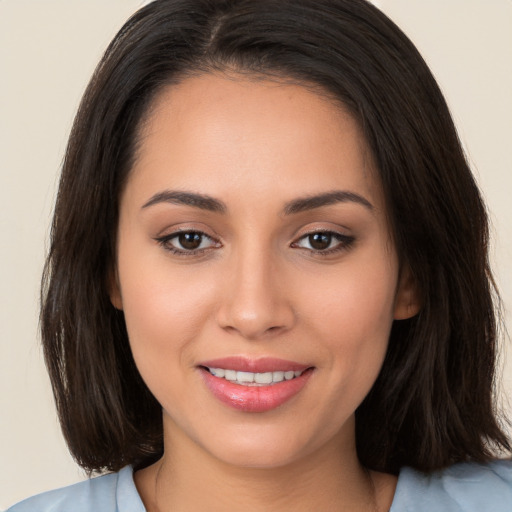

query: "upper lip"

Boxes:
[199, 356, 311, 373]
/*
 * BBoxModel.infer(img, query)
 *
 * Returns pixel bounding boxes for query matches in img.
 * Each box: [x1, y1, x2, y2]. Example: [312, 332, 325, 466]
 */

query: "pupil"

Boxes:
[179, 232, 202, 250]
[309, 233, 331, 250]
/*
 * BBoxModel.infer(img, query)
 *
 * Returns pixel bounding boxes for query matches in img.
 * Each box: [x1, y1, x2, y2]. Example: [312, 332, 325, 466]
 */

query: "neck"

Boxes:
[135, 419, 394, 512]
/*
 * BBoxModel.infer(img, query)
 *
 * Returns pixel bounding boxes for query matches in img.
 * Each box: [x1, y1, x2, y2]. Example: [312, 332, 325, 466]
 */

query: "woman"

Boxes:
[8, 0, 512, 510]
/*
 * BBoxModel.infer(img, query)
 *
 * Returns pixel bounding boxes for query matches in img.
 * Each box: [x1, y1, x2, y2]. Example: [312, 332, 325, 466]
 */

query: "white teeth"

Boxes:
[207, 367, 305, 386]
[272, 371, 284, 383]
[237, 371, 254, 383]
[224, 369, 237, 381]
[254, 372, 273, 384]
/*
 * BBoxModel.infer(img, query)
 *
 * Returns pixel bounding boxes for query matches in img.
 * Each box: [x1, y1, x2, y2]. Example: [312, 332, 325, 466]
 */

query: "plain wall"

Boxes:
[1, 0, 511, 508]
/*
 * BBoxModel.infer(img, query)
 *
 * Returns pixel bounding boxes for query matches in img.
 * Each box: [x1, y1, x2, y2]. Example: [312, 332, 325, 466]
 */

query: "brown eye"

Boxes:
[155, 230, 218, 254]
[292, 230, 355, 254]
[309, 233, 332, 250]
[178, 232, 203, 250]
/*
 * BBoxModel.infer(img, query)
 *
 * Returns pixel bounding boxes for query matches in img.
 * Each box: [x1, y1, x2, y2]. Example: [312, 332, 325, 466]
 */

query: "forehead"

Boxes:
[128, 73, 383, 212]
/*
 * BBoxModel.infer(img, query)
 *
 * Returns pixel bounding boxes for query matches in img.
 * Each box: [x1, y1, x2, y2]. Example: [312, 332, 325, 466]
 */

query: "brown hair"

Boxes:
[41, 0, 510, 474]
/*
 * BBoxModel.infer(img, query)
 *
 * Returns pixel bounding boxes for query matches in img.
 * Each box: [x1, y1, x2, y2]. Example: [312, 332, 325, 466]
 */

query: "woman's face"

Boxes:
[111, 74, 417, 469]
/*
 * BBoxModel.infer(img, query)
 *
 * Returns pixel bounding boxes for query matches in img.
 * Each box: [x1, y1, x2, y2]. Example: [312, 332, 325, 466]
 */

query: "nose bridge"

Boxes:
[217, 237, 293, 339]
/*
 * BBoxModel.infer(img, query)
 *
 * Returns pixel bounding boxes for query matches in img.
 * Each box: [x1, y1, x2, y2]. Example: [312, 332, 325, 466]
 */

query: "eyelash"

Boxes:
[154, 230, 355, 257]
[291, 231, 355, 256]
[155, 230, 220, 256]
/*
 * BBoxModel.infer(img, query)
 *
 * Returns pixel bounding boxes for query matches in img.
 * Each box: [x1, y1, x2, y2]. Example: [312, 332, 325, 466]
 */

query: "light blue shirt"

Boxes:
[7, 460, 512, 511]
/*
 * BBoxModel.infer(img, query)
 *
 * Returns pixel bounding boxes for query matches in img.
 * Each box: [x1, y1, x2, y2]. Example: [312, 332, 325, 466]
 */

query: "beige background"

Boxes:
[1, 0, 511, 508]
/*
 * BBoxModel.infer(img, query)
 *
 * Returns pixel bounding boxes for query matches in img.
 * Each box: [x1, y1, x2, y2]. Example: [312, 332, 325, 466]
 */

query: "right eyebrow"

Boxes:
[141, 190, 227, 213]
[283, 190, 374, 215]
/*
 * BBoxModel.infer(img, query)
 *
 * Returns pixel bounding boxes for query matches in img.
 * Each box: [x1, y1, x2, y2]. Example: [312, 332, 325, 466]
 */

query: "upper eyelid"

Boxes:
[156, 225, 218, 239]
[156, 227, 349, 241]
[155, 231, 220, 256]
[157, 230, 218, 243]
[292, 226, 351, 240]
[155, 226, 353, 251]
[291, 229, 355, 252]
[293, 231, 352, 243]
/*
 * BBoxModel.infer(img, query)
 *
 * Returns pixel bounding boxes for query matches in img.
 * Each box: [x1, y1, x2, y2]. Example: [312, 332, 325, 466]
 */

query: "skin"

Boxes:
[111, 73, 419, 511]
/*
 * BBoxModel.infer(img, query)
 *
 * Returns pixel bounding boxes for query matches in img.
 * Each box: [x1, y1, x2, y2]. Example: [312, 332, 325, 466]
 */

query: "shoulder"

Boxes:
[391, 459, 512, 512]
[6, 466, 145, 512]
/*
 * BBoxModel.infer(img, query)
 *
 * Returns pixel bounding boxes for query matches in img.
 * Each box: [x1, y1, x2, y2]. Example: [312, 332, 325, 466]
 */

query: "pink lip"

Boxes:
[200, 356, 309, 373]
[198, 357, 313, 413]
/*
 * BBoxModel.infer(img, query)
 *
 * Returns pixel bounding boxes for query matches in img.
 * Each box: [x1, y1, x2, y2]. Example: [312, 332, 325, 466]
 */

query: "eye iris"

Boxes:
[179, 232, 202, 250]
[309, 233, 332, 250]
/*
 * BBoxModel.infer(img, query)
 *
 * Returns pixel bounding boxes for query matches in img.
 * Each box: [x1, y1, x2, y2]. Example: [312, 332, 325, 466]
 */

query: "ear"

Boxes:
[393, 265, 421, 320]
[108, 267, 123, 311]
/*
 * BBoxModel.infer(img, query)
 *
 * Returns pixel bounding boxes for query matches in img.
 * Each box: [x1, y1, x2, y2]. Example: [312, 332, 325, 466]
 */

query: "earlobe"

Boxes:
[394, 266, 421, 320]
[108, 268, 123, 310]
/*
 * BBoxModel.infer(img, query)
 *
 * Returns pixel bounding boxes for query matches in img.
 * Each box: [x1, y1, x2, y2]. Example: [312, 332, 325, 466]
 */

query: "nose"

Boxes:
[216, 246, 296, 340]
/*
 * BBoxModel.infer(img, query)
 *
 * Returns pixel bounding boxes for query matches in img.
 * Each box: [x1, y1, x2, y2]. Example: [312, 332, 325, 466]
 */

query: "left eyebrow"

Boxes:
[141, 190, 227, 213]
[283, 190, 374, 215]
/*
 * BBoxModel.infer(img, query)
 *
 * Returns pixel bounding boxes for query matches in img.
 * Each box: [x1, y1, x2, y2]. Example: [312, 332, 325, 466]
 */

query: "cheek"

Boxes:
[115, 243, 219, 386]
[306, 254, 397, 323]
[298, 254, 397, 383]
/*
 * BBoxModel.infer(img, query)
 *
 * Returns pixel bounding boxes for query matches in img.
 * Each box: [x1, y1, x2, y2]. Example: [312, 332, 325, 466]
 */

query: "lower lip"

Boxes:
[200, 368, 313, 413]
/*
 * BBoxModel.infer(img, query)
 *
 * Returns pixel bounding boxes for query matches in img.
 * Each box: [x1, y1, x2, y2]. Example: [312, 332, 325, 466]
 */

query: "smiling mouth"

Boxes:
[203, 367, 307, 386]
[199, 360, 314, 412]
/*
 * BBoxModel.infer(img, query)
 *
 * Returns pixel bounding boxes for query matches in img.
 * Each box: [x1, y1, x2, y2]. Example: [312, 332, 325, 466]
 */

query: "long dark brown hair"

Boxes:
[41, 0, 510, 474]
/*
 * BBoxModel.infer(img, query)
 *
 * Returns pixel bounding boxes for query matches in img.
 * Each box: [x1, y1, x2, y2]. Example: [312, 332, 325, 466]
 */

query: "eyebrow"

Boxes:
[142, 190, 227, 213]
[283, 190, 373, 215]
[141, 189, 373, 215]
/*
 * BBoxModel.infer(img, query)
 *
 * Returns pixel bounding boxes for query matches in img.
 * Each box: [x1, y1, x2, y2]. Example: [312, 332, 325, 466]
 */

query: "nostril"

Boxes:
[215, 291, 296, 339]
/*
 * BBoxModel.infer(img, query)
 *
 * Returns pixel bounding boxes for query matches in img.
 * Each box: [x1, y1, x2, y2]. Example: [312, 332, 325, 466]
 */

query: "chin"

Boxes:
[197, 420, 332, 470]
[214, 443, 306, 470]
